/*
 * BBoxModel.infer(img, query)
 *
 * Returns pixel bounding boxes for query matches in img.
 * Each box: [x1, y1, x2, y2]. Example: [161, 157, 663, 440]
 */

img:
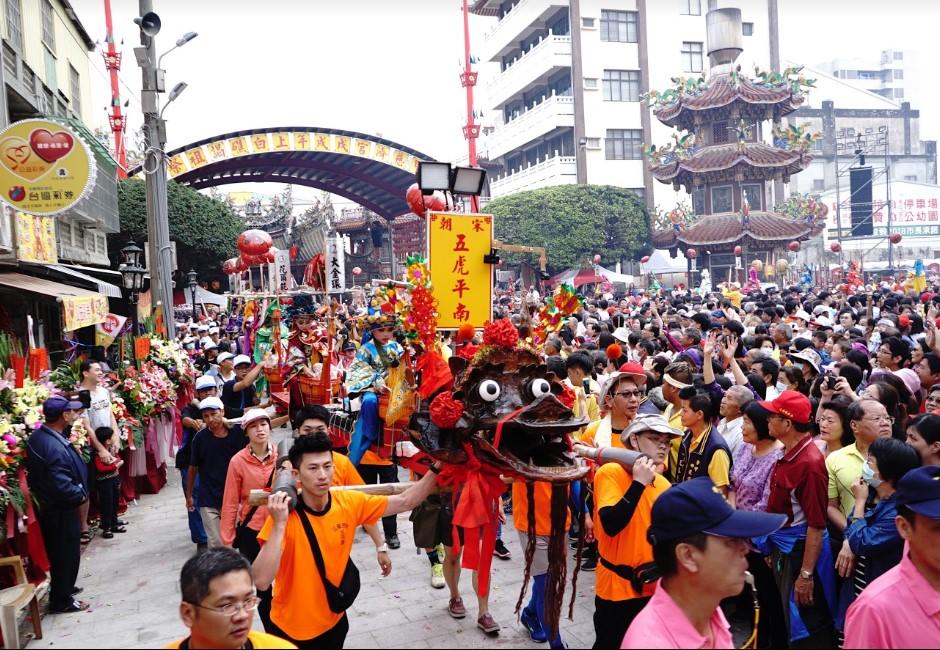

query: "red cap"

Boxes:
[618, 362, 647, 383]
[898, 314, 911, 328]
[757, 390, 812, 425]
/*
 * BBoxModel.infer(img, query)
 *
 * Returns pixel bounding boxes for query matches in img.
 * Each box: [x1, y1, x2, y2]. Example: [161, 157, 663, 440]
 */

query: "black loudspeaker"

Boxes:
[849, 166, 873, 237]
[370, 225, 384, 248]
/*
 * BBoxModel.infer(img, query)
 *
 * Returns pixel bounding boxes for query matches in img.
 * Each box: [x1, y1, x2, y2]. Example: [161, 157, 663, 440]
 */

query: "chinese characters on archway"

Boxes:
[427, 213, 493, 328]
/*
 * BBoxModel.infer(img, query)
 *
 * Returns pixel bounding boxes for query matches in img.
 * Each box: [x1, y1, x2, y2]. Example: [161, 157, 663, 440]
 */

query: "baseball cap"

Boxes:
[710, 310, 725, 319]
[341, 342, 356, 352]
[232, 354, 252, 367]
[197, 324, 209, 332]
[896, 466, 940, 519]
[622, 413, 682, 445]
[794, 309, 812, 322]
[198, 397, 224, 411]
[42, 395, 84, 418]
[195, 376, 217, 391]
[201, 339, 218, 351]
[756, 390, 812, 425]
[241, 408, 271, 430]
[217, 352, 235, 364]
[647, 477, 787, 545]
[601, 371, 646, 402]
[898, 314, 911, 328]
[209, 326, 220, 335]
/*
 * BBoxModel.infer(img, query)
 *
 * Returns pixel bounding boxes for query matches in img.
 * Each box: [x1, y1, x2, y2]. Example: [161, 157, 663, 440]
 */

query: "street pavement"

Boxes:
[28, 426, 598, 649]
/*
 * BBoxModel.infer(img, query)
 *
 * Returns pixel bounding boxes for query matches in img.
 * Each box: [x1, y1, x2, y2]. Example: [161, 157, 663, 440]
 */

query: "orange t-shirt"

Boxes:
[512, 480, 571, 537]
[331, 451, 365, 487]
[579, 419, 627, 449]
[166, 630, 297, 648]
[360, 448, 391, 466]
[257, 490, 388, 640]
[593, 463, 670, 601]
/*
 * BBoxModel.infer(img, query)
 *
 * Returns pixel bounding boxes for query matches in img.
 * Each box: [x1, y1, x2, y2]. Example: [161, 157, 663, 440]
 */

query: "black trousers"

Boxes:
[593, 595, 650, 649]
[233, 526, 272, 631]
[97, 476, 120, 530]
[269, 614, 349, 650]
[358, 463, 398, 536]
[38, 506, 81, 609]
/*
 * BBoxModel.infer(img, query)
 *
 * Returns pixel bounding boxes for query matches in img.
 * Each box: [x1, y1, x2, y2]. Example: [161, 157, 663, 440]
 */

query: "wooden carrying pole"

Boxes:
[247, 476, 518, 506]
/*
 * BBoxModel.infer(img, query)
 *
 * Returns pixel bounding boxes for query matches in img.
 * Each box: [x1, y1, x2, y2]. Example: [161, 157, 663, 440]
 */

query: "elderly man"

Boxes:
[26, 396, 89, 613]
[716, 385, 751, 454]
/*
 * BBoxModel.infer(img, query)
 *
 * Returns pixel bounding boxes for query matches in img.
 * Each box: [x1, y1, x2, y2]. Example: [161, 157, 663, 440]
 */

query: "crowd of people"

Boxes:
[32, 278, 940, 649]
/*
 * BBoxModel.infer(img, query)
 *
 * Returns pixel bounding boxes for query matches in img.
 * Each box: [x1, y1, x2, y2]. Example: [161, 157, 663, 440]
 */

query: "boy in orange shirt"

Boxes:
[253, 433, 440, 648]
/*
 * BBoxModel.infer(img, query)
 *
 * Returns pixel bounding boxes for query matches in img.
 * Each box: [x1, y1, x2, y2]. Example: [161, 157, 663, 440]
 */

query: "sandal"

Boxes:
[110, 526, 127, 534]
[80, 531, 92, 545]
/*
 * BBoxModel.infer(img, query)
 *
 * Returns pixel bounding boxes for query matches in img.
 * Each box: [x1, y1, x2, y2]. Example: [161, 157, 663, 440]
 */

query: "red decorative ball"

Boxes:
[889, 232, 903, 244]
[483, 319, 520, 348]
[237, 229, 273, 256]
[830, 242, 842, 253]
[429, 392, 464, 429]
[423, 191, 451, 213]
[788, 241, 801, 252]
[640, 255, 650, 264]
[686, 248, 698, 259]
[734, 246, 742, 257]
[606, 343, 623, 361]
[593, 254, 601, 264]
[222, 257, 239, 275]
[456, 323, 476, 344]
[352, 266, 363, 276]
[405, 183, 427, 216]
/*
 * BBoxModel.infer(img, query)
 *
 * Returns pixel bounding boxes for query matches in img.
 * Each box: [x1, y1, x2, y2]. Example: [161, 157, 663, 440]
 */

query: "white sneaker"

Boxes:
[430, 562, 445, 589]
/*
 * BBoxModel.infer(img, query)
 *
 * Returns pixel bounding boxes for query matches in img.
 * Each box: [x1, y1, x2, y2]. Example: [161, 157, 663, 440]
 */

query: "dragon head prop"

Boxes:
[408, 319, 587, 482]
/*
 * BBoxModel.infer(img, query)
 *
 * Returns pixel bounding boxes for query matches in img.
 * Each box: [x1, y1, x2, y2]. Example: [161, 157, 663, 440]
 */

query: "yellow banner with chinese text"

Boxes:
[428, 213, 493, 329]
[62, 295, 109, 331]
[15, 211, 57, 264]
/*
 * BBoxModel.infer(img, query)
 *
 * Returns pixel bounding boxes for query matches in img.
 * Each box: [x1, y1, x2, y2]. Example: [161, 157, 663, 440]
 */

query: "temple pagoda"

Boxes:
[645, 8, 826, 283]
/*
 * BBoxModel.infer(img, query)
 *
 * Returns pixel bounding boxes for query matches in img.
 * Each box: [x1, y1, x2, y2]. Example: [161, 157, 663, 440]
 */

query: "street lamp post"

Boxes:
[134, 2, 198, 341]
[120, 241, 147, 335]
[187, 269, 198, 321]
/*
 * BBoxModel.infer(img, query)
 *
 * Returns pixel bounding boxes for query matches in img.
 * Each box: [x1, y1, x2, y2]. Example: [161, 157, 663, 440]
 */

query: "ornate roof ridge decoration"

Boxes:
[652, 201, 696, 232]
[648, 141, 813, 190]
[772, 122, 822, 154]
[645, 65, 815, 130]
[650, 210, 827, 248]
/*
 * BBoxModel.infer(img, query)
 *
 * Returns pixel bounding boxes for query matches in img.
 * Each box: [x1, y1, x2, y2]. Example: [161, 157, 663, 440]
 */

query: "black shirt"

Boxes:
[190, 425, 247, 509]
[176, 403, 202, 470]
[221, 379, 256, 419]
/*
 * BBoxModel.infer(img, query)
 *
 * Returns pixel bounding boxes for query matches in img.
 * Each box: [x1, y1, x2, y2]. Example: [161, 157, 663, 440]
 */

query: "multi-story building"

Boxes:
[470, 0, 777, 210]
[818, 50, 917, 105]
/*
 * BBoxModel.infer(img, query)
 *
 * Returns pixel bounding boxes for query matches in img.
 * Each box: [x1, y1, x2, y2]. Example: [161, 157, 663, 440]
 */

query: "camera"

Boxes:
[826, 374, 837, 390]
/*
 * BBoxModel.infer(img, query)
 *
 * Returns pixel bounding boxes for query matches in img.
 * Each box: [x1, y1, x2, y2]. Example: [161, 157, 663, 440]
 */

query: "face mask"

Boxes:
[860, 462, 883, 488]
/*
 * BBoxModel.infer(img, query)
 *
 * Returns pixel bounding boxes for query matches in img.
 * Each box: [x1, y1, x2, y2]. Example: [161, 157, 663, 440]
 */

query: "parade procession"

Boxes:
[0, 0, 939, 649]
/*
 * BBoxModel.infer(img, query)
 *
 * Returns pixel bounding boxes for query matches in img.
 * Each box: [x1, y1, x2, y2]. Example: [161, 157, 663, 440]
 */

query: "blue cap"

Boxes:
[42, 395, 84, 418]
[647, 477, 786, 545]
[897, 466, 940, 519]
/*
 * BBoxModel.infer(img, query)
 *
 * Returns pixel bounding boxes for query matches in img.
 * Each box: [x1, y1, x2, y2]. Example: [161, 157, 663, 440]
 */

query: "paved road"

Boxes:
[29, 427, 598, 649]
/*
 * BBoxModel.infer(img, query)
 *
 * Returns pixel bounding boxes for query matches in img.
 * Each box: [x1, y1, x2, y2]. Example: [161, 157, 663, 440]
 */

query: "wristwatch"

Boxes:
[376, 543, 389, 553]
[799, 569, 814, 580]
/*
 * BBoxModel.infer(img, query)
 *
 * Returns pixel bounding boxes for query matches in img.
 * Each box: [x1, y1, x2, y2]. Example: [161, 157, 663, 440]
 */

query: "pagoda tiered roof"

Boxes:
[649, 142, 812, 191]
[653, 74, 805, 132]
[650, 211, 827, 249]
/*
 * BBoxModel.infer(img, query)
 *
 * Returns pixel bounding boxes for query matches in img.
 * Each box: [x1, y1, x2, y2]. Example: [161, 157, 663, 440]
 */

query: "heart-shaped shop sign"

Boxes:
[0, 136, 52, 181]
[29, 129, 74, 163]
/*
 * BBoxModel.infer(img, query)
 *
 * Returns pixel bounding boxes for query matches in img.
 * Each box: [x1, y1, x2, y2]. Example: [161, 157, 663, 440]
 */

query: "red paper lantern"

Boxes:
[686, 248, 698, 259]
[640, 255, 651, 264]
[265, 250, 276, 263]
[289, 245, 298, 260]
[593, 254, 601, 264]
[237, 229, 273, 256]
[406, 184, 452, 215]
[222, 257, 239, 275]
[734, 245, 742, 257]
[788, 240, 801, 253]
[235, 257, 248, 273]
[830, 242, 842, 253]
[423, 191, 451, 213]
[352, 266, 363, 276]
[889, 232, 903, 244]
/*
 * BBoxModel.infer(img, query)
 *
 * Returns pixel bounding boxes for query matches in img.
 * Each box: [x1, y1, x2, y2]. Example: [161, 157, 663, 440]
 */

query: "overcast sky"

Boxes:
[71, 0, 940, 203]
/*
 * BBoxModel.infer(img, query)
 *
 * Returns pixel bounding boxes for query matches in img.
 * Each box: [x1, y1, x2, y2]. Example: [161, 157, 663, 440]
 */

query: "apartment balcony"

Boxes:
[484, 34, 571, 110]
[490, 153, 577, 197]
[481, 0, 569, 62]
[486, 94, 574, 160]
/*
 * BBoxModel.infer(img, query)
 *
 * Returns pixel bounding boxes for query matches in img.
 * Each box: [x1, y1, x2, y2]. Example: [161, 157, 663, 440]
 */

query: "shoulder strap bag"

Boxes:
[295, 497, 360, 613]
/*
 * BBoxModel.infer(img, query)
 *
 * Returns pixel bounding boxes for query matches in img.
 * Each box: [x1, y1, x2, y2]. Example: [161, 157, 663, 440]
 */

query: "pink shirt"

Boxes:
[844, 551, 940, 649]
[621, 580, 734, 649]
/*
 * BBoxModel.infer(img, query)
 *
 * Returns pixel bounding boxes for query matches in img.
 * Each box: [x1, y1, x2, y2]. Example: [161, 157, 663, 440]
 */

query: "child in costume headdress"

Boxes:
[281, 293, 331, 419]
[345, 311, 404, 466]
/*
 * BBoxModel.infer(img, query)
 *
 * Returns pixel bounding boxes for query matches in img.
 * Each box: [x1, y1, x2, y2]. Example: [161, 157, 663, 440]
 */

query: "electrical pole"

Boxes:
[460, 0, 481, 212]
[135, 0, 175, 338]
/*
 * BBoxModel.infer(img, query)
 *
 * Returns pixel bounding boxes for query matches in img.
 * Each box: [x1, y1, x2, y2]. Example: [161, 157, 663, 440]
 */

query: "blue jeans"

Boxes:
[180, 468, 208, 545]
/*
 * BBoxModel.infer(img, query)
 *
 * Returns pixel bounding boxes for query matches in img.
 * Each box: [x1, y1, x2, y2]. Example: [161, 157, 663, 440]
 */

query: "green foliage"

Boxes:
[110, 179, 243, 276]
[486, 185, 652, 271]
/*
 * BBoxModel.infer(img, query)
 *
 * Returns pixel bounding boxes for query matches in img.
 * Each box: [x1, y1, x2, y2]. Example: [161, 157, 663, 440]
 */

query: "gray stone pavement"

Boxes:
[28, 426, 598, 649]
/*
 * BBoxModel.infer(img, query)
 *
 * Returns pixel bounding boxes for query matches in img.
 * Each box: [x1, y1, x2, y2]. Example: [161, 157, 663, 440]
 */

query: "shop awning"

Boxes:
[47, 265, 123, 298]
[0, 273, 109, 331]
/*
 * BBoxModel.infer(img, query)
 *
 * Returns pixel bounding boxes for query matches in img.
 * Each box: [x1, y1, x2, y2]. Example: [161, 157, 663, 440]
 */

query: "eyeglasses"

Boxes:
[190, 595, 259, 617]
[862, 414, 895, 424]
[614, 390, 644, 399]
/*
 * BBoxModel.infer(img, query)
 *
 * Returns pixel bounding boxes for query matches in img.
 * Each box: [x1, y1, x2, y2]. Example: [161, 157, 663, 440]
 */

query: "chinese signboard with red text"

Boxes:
[428, 213, 493, 329]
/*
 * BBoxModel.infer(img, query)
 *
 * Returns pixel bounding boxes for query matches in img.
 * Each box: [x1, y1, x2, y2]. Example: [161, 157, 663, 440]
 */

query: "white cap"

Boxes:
[198, 396, 224, 411]
[233, 354, 252, 367]
[612, 327, 631, 344]
[182, 336, 194, 345]
[195, 376, 217, 391]
[241, 408, 271, 429]
[209, 327, 220, 335]
[209, 321, 218, 327]
[217, 352, 235, 364]
[794, 310, 812, 322]
[201, 338, 218, 351]
[197, 324, 209, 332]
[814, 316, 834, 328]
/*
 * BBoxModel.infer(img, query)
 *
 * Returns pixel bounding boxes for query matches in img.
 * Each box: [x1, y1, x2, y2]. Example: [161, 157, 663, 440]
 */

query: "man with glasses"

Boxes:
[171, 547, 296, 649]
[756, 391, 836, 648]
